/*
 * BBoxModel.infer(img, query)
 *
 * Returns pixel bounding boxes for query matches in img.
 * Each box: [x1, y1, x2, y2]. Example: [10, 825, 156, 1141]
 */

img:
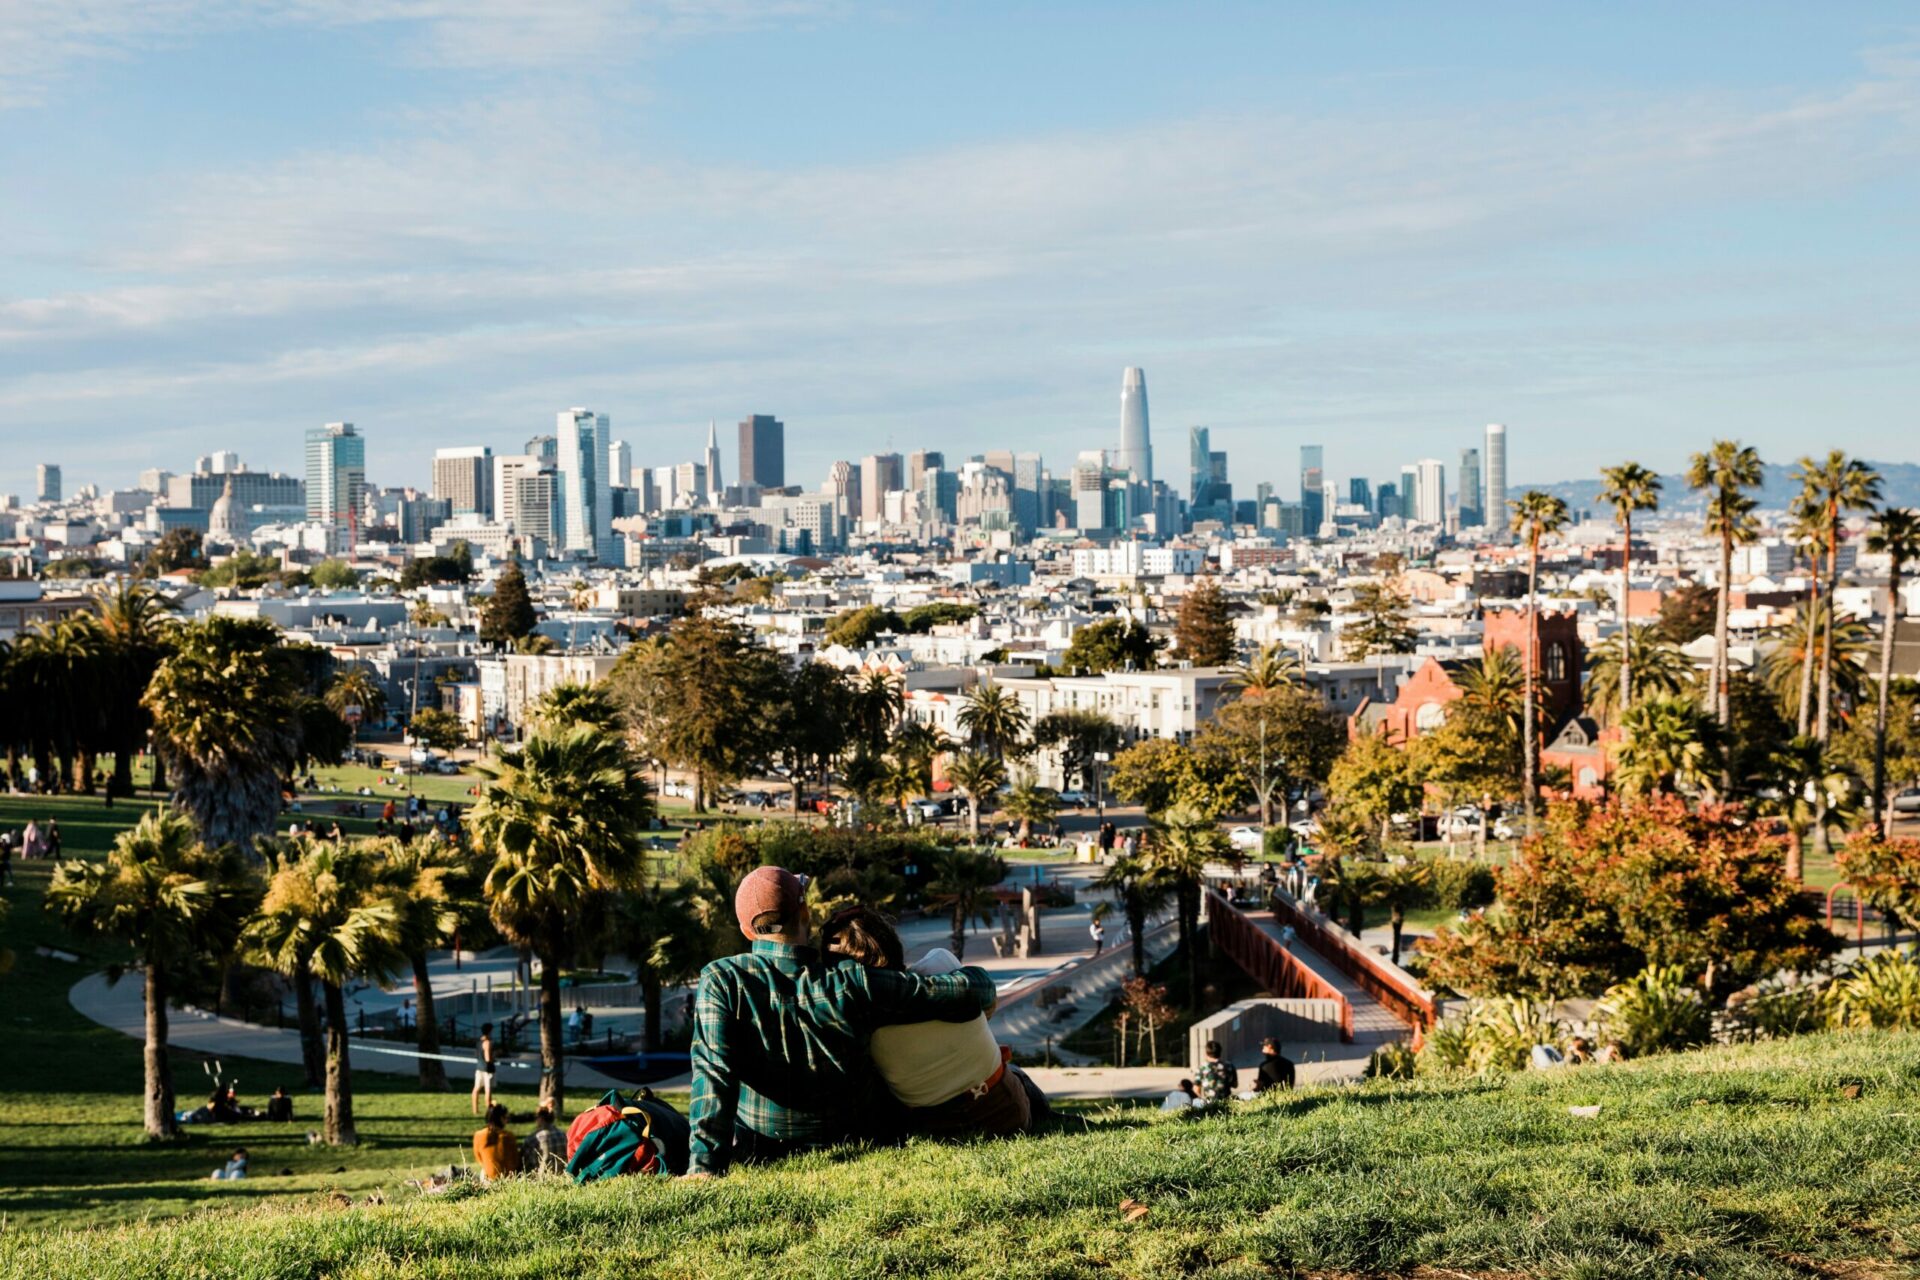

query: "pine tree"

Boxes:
[480, 562, 538, 648]
[1172, 578, 1237, 667]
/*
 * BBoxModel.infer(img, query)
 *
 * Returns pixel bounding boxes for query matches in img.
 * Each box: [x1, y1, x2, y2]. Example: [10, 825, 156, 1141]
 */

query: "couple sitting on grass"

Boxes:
[685, 865, 1049, 1178]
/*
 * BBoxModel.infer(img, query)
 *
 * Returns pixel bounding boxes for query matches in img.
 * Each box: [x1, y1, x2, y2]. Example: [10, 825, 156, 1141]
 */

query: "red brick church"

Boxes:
[1349, 608, 1615, 800]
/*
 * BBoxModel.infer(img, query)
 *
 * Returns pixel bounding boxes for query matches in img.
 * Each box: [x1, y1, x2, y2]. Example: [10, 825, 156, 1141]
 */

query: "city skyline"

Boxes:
[5, 5, 1919, 498]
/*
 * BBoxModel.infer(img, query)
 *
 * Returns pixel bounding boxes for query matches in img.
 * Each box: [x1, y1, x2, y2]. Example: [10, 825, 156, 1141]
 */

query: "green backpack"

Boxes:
[564, 1088, 690, 1183]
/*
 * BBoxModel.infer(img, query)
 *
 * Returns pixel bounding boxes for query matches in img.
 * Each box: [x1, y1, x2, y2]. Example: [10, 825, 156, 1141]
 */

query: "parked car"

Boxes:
[910, 800, 946, 822]
[1893, 788, 1920, 815]
[1055, 789, 1089, 807]
[433, 759, 460, 775]
[1227, 825, 1265, 852]
[1288, 818, 1321, 839]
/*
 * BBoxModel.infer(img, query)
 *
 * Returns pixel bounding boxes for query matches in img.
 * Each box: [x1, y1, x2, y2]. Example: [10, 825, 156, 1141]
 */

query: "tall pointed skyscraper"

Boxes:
[704, 421, 723, 498]
[1117, 367, 1152, 487]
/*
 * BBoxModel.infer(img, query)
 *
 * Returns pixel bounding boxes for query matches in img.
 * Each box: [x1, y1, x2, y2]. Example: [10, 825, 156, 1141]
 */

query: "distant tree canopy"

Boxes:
[826, 605, 903, 648]
[198, 550, 282, 590]
[141, 528, 205, 577]
[400, 541, 473, 589]
[309, 559, 358, 590]
[1656, 583, 1717, 646]
[1061, 618, 1160, 675]
[900, 603, 978, 633]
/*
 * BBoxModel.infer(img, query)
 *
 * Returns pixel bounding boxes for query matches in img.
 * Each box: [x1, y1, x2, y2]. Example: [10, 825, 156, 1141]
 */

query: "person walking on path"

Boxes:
[471, 1023, 497, 1115]
[1088, 916, 1105, 956]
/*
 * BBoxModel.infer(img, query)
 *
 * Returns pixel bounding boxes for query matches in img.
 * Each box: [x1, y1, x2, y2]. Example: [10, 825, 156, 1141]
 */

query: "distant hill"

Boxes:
[1521, 461, 1920, 515]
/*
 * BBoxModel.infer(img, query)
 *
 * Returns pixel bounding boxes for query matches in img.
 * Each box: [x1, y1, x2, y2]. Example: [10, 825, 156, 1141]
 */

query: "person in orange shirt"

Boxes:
[472, 1102, 520, 1182]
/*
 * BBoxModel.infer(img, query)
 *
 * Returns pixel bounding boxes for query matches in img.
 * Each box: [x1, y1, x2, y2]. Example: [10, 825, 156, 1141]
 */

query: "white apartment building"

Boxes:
[476, 651, 623, 738]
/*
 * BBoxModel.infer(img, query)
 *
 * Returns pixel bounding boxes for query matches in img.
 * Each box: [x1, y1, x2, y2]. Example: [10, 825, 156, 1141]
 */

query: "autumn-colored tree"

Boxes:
[1836, 834, 1920, 932]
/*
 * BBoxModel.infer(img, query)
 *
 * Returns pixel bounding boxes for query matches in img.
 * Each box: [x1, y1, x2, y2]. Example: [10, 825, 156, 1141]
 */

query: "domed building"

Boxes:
[206, 475, 249, 550]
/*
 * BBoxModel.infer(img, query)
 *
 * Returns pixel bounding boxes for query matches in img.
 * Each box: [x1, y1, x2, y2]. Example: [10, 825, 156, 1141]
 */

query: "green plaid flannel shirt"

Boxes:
[1197, 1059, 1236, 1105]
[688, 940, 998, 1174]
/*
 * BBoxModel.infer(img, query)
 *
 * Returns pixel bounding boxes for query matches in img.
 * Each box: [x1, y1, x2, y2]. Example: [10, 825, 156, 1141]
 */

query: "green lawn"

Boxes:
[2, 1031, 1916, 1277]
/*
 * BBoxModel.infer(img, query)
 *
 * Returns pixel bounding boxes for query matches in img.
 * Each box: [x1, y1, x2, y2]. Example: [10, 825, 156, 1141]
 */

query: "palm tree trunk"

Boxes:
[112, 748, 134, 800]
[1390, 904, 1405, 967]
[1796, 574, 1818, 735]
[791, 777, 804, 816]
[1785, 827, 1804, 884]
[294, 965, 325, 1089]
[1715, 531, 1733, 727]
[411, 951, 447, 1091]
[538, 948, 566, 1111]
[950, 905, 967, 958]
[1619, 515, 1633, 716]
[150, 747, 166, 794]
[1129, 899, 1147, 975]
[1182, 881, 1201, 1010]
[144, 962, 177, 1140]
[1873, 556, 1902, 832]
[1818, 518, 1838, 743]
[1522, 539, 1540, 830]
[968, 797, 980, 842]
[322, 980, 357, 1145]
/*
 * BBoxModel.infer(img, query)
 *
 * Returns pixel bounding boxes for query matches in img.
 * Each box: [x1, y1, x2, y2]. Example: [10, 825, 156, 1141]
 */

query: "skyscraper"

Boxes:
[1375, 482, 1399, 520]
[703, 422, 723, 497]
[826, 460, 861, 521]
[608, 439, 633, 489]
[1073, 450, 1110, 531]
[908, 450, 946, 492]
[860, 453, 903, 523]
[1485, 423, 1508, 539]
[35, 464, 61, 503]
[556, 408, 611, 559]
[1188, 426, 1210, 504]
[1399, 464, 1419, 520]
[1413, 459, 1447, 524]
[1349, 477, 1373, 510]
[525, 434, 558, 465]
[1118, 367, 1152, 487]
[1457, 446, 1484, 528]
[305, 423, 365, 551]
[738, 414, 784, 490]
[432, 446, 493, 518]
[1300, 445, 1325, 536]
[494, 453, 543, 531]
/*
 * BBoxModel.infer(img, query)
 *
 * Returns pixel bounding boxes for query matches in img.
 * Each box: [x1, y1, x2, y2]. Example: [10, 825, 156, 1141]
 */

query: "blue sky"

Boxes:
[2, 2, 1917, 501]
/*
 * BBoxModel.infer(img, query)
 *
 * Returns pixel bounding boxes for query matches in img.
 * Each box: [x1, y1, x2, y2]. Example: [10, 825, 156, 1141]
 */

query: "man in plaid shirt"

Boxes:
[1196, 1039, 1237, 1107]
[685, 866, 1000, 1176]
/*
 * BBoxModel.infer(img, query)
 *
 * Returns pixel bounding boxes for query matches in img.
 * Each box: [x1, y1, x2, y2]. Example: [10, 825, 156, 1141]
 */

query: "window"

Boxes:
[1546, 642, 1568, 682]
[1416, 702, 1447, 731]
[1579, 767, 1600, 789]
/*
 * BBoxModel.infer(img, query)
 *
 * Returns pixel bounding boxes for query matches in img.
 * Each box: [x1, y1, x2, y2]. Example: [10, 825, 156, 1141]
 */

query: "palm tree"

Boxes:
[469, 724, 654, 1110]
[1144, 802, 1227, 1009]
[1753, 736, 1859, 882]
[957, 683, 1030, 760]
[1094, 852, 1174, 975]
[1508, 489, 1571, 830]
[15, 615, 109, 793]
[530, 681, 621, 733]
[848, 669, 904, 760]
[246, 837, 402, 1145]
[1868, 508, 1920, 830]
[1001, 771, 1059, 844]
[1226, 642, 1305, 701]
[94, 580, 176, 798]
[324, 667, 388, 741]
[926, 848, 1007, 958]
[1763, 601, 1872, 723]
[1613, 694, 1721, 800]
[370, 835, 472, 1091]
[1597, 462, 1663, 714]
[945, 752, 1006, 842]
[1792, 451, 1882, 743]
[47, 811, 259, 1138]
[1687, 441, 1764, 732]
[611, 884, 708, 1051]
[1786, 494, 1828, 734]
[1586, 625, 1695, 721]
[143, 617, 304, 849]
[1456, 646, 1529, 737]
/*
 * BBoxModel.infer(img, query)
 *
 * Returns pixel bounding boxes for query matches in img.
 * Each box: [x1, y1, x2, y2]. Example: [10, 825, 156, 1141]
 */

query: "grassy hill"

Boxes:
[4, 1031, 1917, 1280]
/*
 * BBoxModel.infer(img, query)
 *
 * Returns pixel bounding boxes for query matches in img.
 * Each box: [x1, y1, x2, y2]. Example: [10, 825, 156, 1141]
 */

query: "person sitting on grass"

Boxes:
[1251, 1038, 1295, 1093]
[210, 1148, 249, 1180]
[1160, 1079, 1201, 1111]
[524, 1106, 566, 1174]
[822, 906, 1050, 1138]
[684, 866, 1001, 1178]
[266, 1085, 295, 1122]
[1196, 1041, 1237, 1108]
[472, 1103, 520, 1182]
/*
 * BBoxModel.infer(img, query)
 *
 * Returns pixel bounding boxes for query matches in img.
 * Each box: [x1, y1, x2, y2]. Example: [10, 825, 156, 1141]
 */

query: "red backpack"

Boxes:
[564, 1088, 689, 1182]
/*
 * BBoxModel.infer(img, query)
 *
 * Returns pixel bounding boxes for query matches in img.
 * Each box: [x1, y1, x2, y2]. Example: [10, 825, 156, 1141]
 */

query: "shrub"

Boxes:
[1420, 857, 1496, 912]
[1823, 948, 1920, 1031]
[1596, 964, 1711, 1057]
[1262, 827, 1294, 858]
[1364, 1042, 1416, 1080]
[1724, 976, 1825, 1041]
[1417, 997, 1564, 1076]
